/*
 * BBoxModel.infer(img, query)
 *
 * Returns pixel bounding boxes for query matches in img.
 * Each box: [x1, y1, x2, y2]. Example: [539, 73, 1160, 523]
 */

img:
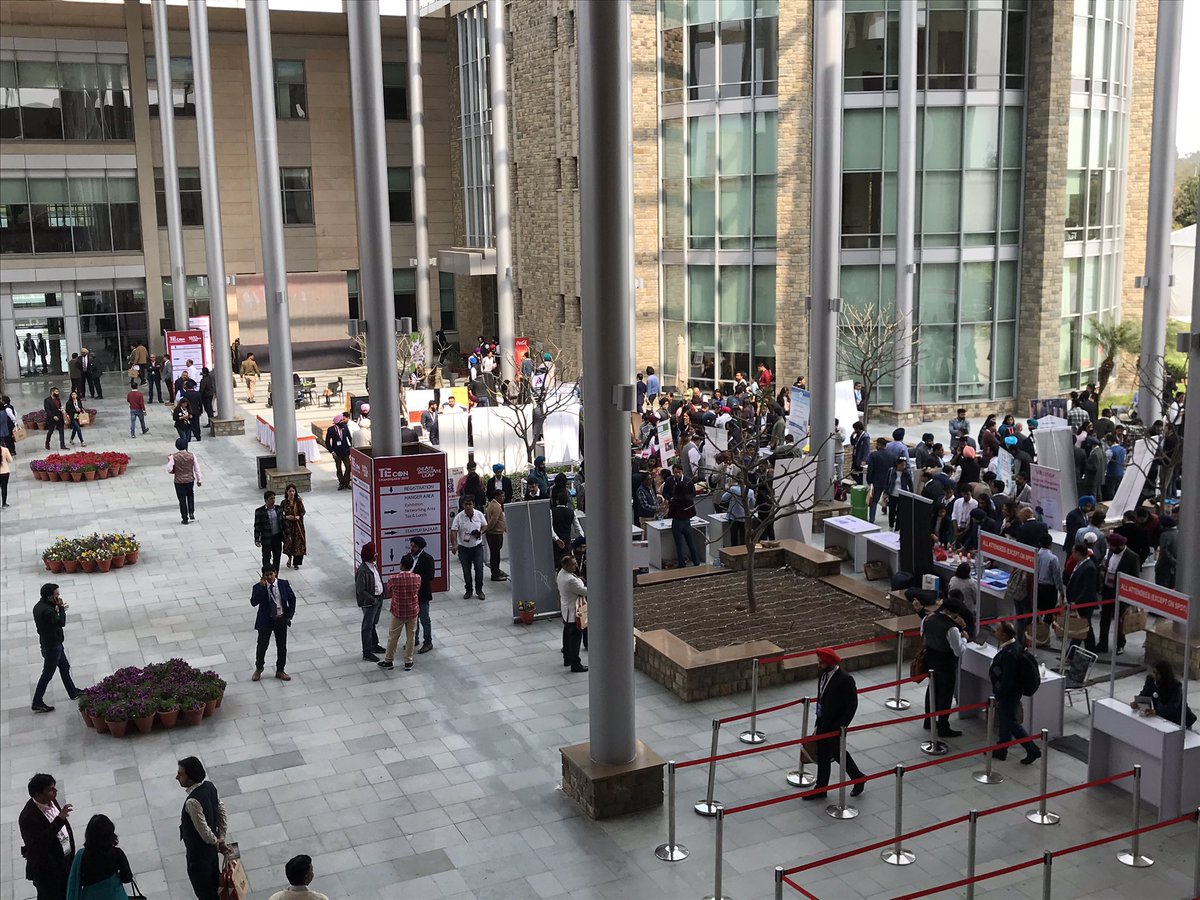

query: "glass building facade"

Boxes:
[455, 4, 496, 249]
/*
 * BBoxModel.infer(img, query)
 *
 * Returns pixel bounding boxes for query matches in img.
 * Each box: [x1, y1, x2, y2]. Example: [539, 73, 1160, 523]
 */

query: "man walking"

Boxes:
[254, 491, 284, 572]
[802, 648, 866, 801]
[31, 583, 81, 713]
[19, 773, 75, 900]
[166, 438, 201, 524]
[250, 567, 295, 682]
[450, 495, 487, 601]
[556, 555, 588, 673]
[68, 353, 84, 398]
[128, 380, 149, 438]
[402, 537, 436, 654]
[42, 388, 66, 451]
[325, 415, 352, 489]
[988, 622, 1042, 765]
[484, 488, 508, 582]
[379, 557, 420, 671]
[176, 757, 229, 900]
[240, 353, 260, 402]
[127, 341, 148, 384]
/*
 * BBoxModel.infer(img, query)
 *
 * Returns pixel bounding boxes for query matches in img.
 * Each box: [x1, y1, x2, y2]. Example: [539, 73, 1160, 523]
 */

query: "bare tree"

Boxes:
[492, 340, 582, 465]
[837, 303, 917, 425]
[350, 332, 427, 417]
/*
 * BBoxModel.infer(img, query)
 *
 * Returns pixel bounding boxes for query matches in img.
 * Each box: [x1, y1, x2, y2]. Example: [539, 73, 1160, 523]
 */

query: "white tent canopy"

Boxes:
[1171, 224, 1194, 323]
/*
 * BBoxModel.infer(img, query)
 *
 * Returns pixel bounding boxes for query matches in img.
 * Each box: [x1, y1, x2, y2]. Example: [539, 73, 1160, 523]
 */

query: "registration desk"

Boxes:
[957, 642, 1065, 739]
[645, 518, 709, 570]
[933, 559, 1009, 620]
[822, 515, 880, 573]
[1087, 697, 1200, 821]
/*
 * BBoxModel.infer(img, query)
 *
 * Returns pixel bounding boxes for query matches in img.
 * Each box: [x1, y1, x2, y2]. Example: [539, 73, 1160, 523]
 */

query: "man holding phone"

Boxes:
[250, 567, 295, 682]
[31, 583, 81, 713]
[450, 495, 488, 601]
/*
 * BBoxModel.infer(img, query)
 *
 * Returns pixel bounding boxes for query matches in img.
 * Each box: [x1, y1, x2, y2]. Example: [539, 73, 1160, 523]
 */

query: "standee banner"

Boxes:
[1029, 463, 1063, 528]
[514, 337, 530, 371]
[1117, 574, 1189, 624]
[188, 315, 213, 370]
[978, 532, 1035, 573]
[164, 330, 204, 381]
[656, 418, 675, 468]
[787, 386, 811, 445]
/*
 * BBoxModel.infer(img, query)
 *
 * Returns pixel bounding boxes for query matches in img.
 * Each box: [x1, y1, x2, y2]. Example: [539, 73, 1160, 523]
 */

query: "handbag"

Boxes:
[76, 411, 91, 427]
[1052, 614, 1090, 640]
[12, 423, 27, 442]
[575, 598, 588, 630]
[1004, 570, 1031, 605]
[127, 876, 147, 899]
[909, 647, 928, 680]
[218, 857, 249, 900]
[1121, 607, 1148, 634]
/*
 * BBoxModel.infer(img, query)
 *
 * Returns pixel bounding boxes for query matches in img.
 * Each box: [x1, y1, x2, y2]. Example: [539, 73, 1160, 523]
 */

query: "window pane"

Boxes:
[688, 23, 718, 99]
[922, 107, 961, 169]
[1002, 107, 1023, 168]
[719, 176, 752, 242]
[753, 15, 778, 96]
[719, 265, 751, 322]
[844, 11, 889, 92]
[1062, 258, 1081, 315]
[720, 113, 753, 174]
[29, 177, 73, 253]
[964, 106, 998, 168]
[919, 325, 957, 391]
[690, 177, 716, 245]
[960, 262, 993, 322]
[996, 260, 1017, 320]
[922, 172, 960, 237]
[281, 168, 311, 190]
[664, 178, 685, 245]
[274, 59, 305, 82]
[841, 265, 880, 312]
[0, 177, 33, 254]
[689, 266, 715, 321]
[753, 174, 776, 244]
[1005, 10, 1026, 88]
[753, 265, 775, 324]
[919, 263, 957, 324]
[754, 111, 777, 173]
[927, 8, 966, 89]
[1000, 169, 1021, 233]
[689, 116, 717, 177]
[842, 172, 883, 246]
[719, 19, 751, 97]
[1065, 170, 1084, 238]
[962, 170, 996, 236]
[958, 323, 992, 395]
[663, 27, 685, 102]
[843, 108, 883, 171]
[994, 321, 1015, 382]
[883, 108, 898, 171]
[968, 6, 1003, 88]
[664, 266, 685, 320]
[1082, 256, 1101, 314]
[19, 86, 63, 140]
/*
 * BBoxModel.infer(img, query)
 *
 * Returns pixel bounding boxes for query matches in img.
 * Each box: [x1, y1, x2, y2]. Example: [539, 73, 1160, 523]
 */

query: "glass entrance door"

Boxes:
[15, 314, 68, 376]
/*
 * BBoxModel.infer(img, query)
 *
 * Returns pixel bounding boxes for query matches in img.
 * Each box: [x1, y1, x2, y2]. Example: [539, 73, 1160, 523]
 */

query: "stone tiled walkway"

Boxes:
[0, 373, 1194, 900]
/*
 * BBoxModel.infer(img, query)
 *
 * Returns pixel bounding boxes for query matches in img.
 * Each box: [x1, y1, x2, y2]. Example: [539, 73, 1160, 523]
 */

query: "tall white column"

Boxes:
[188, 0, 235, 422]
[150, 0, 187, 329]
[488, 0, 515, 380]
[1137, 0, 1182, 420]
[407, 0, 434, 364]
[1179, 182, 1200, 642]
[892, 0, 917, 414]
[245, 0, 297, 463]
[579, 0, 636, 766]
[808, 0, 844, 501]
[348, 0, 402, 456]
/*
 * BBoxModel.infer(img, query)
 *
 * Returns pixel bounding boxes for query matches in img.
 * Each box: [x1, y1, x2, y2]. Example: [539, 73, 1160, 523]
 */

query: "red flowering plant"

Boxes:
[30, 450, 128, 476]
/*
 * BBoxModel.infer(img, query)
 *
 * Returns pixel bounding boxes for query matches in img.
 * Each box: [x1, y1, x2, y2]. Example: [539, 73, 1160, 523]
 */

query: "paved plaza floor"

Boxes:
[0, 373, 1194, 899]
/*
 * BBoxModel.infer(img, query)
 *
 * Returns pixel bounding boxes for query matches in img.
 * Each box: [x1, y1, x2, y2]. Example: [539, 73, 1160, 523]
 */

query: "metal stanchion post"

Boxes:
[786, 698, 816, 787]
[655, 762, 690, 862]
[1116, 764, 1154, 867]
[973, 696, 1004, 784]
[1193, 807, 1199, 900]
[774, 866, 784, 900]
[702, 809, 730, 900]
[695, 720, 724, 817]
[886, 632, 911, 710]
[826, 727, 859, 820]
[1057, 603, 1071, 675]
[881, 765, 915, 865]
[740, 658, 765, 744]
[1041, 850, 1053, 900]
[1025, 729, 1060, 825]
[965, 809, 979, 900]
[920, 670, 947, 756]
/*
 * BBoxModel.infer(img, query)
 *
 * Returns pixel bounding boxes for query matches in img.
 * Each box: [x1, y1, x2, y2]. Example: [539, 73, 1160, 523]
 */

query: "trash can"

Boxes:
[850, 484, 869, 521]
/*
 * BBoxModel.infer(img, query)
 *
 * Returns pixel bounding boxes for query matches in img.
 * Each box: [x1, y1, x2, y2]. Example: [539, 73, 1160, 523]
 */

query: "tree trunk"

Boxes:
[744, 509, 756, 614]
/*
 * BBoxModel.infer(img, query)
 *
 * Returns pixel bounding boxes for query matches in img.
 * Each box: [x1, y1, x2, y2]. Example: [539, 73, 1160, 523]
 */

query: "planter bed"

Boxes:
[77, 659, 225, 737]
[22, 409, 100, 429]
[31, 451, 129, 482]
[43, 532, 140, 573]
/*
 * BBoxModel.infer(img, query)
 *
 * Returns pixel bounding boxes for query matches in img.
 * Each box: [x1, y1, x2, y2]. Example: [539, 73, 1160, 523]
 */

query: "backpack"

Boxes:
[1015, 647, 1041, 696]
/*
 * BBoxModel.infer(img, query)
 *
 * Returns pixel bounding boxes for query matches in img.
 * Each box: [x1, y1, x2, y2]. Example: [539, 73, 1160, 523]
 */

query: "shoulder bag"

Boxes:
[575, 597, 588, 630]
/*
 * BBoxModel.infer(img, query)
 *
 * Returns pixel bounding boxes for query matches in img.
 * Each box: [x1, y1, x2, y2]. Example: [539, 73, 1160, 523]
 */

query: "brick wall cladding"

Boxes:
[1015, 2, 1074, 410]
[631, 0, 662, 374]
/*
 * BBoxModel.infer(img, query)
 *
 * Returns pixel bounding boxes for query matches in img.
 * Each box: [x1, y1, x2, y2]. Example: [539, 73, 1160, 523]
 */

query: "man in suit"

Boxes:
[250, 567, 295, 682]
[80, 348, 103, 399]
[32, 583, 81, 713]
[254, 491, 284, 572]
[183, 379, 203, 441]
[1098, 532, 1141, 654]
[803, 648, 865, 800]
[401, 536, 436, 654]
[19, 772, 75, 900]
[67, 353, 84, 398]
[485, 463, 513, 504]
[1065, 541, 1100, 650]
[43, 388, 67, 451]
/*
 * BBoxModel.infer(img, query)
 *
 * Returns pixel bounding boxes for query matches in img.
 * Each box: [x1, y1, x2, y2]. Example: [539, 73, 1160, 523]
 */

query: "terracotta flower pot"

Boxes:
[97, 467, 109, 479]
[80, 560, 96, 573]
[118, 465, 128, 476]
[132, 715, 155, 734]
[81, 708, 94, 728]
[45, 560, 63, 573]
[106, 718, 128, 737]
[125, 550, 139, 565]
[47, 471, 60, 482]
[182, 706, 205, 726]
[518, 610, 536, 625]
[110, 554, 126, 569]
[62, 560, 79, 573]
[93, 717, 109, 734]
[97, 559, 112, 573]
[215, 688, 224, 708]
[203, 699, 218, 717]
[69, 472, 83, 482]
[84, 470, 96, 481]
[158, 708, 179, 729]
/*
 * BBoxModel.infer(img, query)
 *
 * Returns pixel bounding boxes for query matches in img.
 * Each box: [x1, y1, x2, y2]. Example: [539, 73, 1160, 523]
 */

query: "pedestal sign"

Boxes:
[188, 315, 214, 370]
[165, 330, 205, 380]
[1116, 574, 1191, 717]
[656, 418, 675, 468]
[350, 446, 449, 592]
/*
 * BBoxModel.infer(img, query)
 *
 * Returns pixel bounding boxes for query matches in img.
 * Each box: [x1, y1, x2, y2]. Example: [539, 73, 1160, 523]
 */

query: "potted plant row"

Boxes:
[42, 533, 140, 574]
[22, 409, 100, 430]
[30, 451, 129, 482]
[77, 660, 226, 736]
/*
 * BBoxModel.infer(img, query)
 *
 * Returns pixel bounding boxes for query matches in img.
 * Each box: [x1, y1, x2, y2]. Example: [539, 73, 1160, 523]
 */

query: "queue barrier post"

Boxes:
[739, 658, 765, 744]
[695, 720, 724, 817]
[1193, 807, 1199, 899]
[1057, 603, 1071, 676]
[1026, 729, 1060, 825]
[920, 670, 948, 756]
[972, 696, 1003, 785]
[702, 809, 730, 900]
[826, 727, 858, 820]
[1116, 764, 1154, 867]
[1041, 850, 1053, 900]
[786, 698, 816, 788]
[881, 764, 916, 866]
[773, 865, 784, 900]
[655, 761, 690, 862]
[965, 809, 979, 900]
[885, 631, 911, 711]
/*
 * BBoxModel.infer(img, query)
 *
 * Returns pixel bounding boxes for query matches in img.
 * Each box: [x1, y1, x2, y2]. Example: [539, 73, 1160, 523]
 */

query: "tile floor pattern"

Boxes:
[0, 374, 1195, 900]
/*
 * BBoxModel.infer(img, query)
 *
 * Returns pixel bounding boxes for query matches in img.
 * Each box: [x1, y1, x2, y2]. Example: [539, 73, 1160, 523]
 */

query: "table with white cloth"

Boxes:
[256, 415, 322, 461]
[957, 641, 1065, 739]
[823, 515, 881, 572]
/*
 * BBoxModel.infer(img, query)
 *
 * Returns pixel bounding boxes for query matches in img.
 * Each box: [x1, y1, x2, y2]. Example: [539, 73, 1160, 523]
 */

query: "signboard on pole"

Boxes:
[1029, 464, 1064, 529]
[514, 336, 530, 370]
[978, 532, 1036, 573]
[787, 386, 811, 445]
[1116, 574, 1190, 624]
[656, 418, 675, 468]
[188, 315, 213, 370]
[164, 330, 204, 381]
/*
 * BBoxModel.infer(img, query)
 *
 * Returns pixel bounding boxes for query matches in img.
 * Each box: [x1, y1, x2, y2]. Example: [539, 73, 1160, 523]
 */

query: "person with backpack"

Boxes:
[988, 621, 1042, 765]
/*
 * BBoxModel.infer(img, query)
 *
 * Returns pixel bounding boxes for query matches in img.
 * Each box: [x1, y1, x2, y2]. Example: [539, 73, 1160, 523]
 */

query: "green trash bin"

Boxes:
[850, 484, 869, 521]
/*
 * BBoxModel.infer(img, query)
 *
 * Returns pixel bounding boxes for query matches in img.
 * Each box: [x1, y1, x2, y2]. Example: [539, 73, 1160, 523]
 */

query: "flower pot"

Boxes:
[133, 714, 155, 734]
[45, 560, 63, 573]
[158, 708, 179, 729]
[69, 473, 83, 482]
[47, 471, 60, 482]
[97, 559, 112, 573]
[81, 708, 94, 728]
[125, 550, 139, 565]
[182, 706, 205, 726]
[97, 467, 109, 479]
[62, 560, 79, 573]
[79, 560, 96, 573]
[203, 699, 218, 717]
[518, 610, 536, 625]
[93, 717, 109, 734]
[117, 465, 128, 476]
[84, 470, 96, 481]
[106, 718, 128, 737]
[215, 688, 224, 708]
[110, 554, 126, 569]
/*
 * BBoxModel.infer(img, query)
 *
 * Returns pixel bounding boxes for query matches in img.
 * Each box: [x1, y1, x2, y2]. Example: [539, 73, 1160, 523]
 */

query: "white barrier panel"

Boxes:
[1032, 426, 1077, 521]
[1107, 436, 1154, 523]
[439, 411, 470, 471]
[773, 455, 814, 544]
[471, 406, 531, 472]
[545, 403, 581, 465]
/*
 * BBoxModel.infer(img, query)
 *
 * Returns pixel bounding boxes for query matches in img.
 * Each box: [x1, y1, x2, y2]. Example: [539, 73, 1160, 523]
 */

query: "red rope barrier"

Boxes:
[977, 597, 1116, 629]
[857, 675, 923, 695]
[902, 737, 1029, 774]
[888, 857, 1045, 900]
[717, 676, 923, 725]
[674, 728, 841, 770]
[1051, 810, 1196, 857]
[781, 877, 820, 900]
[973, 769, 1135, 820]
[724, 769, 893, 816]
[847, 700, 988, 732]
[783, 813, 973, 876]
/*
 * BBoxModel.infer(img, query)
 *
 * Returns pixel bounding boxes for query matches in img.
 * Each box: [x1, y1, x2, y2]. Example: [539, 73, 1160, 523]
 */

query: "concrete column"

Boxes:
[348, 0, 402, 456]
[188, 0, 236, 422]
[245, 0, 298, 464]
[407, 0, 435, 365]
[1137, 0, 1182, 420]
[892, 0, 916, 414]
[579, 0, 635, 766]
[1180, 182, 1200, 641]
[488, 0, 515, 380]
[808, 0, 844, 501]
[150, 0, 187, 329]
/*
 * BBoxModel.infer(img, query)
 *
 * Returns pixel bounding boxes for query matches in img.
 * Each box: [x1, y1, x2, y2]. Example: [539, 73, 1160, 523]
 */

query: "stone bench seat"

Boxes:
[718, 539, 840, 577]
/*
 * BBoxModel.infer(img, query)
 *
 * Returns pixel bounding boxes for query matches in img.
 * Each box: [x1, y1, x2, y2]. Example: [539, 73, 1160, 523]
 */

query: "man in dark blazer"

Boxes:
[250, 566, 296, 682]
[1098, 532, 1141, 654]
[485, 464, 513, 503]
[253, 491, 284, 573]
[803, 648, 866, 800]
[402, 536, 437, 654]
[1065, 542, 1100, 650]
[42, 388, 66, 451]
[19, 772, 75, 900]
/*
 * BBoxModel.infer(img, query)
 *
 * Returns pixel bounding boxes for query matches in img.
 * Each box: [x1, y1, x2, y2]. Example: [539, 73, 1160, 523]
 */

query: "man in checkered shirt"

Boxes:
[1066, 392, 1091, 431]
[379, 558, 421, 671]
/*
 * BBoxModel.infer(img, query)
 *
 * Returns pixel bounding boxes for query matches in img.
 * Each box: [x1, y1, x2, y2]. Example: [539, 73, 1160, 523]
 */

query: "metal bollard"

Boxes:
[694, 720, 724, 817]
[786, 697, 816, 787]
[739, 658, 766, 744]
[702, 809, 730, 900]
[972, 696, 1004, 784]
[774, 865, 784, 900]
[920, 670, 948, 756]
[1116, 764, 1154, 867]
[655, 762, 690, 862]
[885, 631, 911, 710]
[1025, 729, 1060, 825]
[965, 809, 979, 900]
[1193, 807, 1199, 900]
[1057, 603, 1071, 676]
[825, 726, 859, 820]
[1041, 850, 1053, 900]
[881, 765, 915, 865]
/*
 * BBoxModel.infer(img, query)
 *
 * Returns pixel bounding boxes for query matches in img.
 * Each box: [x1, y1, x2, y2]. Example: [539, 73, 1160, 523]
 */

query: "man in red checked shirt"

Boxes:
[379, 558, 421, 671]
[756, 362, 773, 392]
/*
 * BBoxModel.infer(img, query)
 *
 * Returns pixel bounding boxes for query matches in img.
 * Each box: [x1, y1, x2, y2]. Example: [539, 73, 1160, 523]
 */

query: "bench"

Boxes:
[636, 565, 725, 588]
[718, 539, 840, 577]
[819, 574, 892, 612]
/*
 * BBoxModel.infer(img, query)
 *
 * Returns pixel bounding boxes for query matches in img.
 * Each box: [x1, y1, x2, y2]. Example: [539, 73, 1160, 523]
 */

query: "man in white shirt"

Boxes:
[949, 485, 978, 546]
[269, 854, 330, 900]
[450, 495, 488, 600]
[352, 404, 372, 449]
[556, 555, 588, 673]
[176, 756, 229, 900]
[441, 395, 463, 414]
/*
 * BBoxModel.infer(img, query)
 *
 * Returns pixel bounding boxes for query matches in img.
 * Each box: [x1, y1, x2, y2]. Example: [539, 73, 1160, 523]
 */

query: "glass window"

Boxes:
[922, 107, 962, 169]
[1005, 9, 1026, 89]
[663, 320, 685, 381]
[719, 175, 752, 246]
[841, 265, 880, 312]
[1086, 170, 1103, 235]
[754, 111, 777, 173]
[1065, 171, 1084, 240]
[753, 14, 778, 96]
[67, 176, 112, 252]
[960, 262, 993, 322]
[719, 265, 751, 322]
[274, 60, 307, 120]
[154, 167, 204, 228]
[439, 271, 457, 332]
[146, 56, 195, 117]
[664, 176, 685, 248]
[382, 62, 408, 120]
[996, 260, 1017, 320]
[720, 113, 753, 174]
[1072, 16, 1090, 87]
[663, 119, 685, 179]
[844, 10, 889, 92]
[926, 6, 966, 89]
[98, 62, 133, 140]
[994, 321, 1015, 384]
[921, 172, 961, 241]
[1067, 109, 1086, 169]
[1000, 169, 1021, 237]
[393, 268, 416, 322]
[18, 60, 63, 140]
[1082, 256, 1101, 314]
[844, 109, 883, 171]
[1062, 258, 1081, 315]
[0, 177, 33, 254]
[958, 322, 992, 396]
[964, 106, 998, 169]
[689, 117, 717, 177]
[753, 265, 775, 324]
[720, 0, 754, 18]
[688, 23, 718, 100]
[718, 323, 749, 383]
[28, 177, 73, 254]
[108, 176, 141, 251]
[754, 174, 776, 247]
[919, 263, 957, 324]
[968, 4, 1003, 89]
[0, 59, 20, 139]
[688, 0, 718, 24]
[689, 177, 716, 247]
[920, 326, 957, 391]
[689, 266, 715, 321]
[662, 26, 685, 103]
[664, 266, 686, 320]
[719, 19, 751, 97]
[1088, 109, 1105, 169]
[59, 61, 103, 140]
[842, 172, 883, 248]
[280, 167, 314, 225]
[388, 167, 413, 223]
[962, 171, 996, 239]
[1002, 107, 1023, 169]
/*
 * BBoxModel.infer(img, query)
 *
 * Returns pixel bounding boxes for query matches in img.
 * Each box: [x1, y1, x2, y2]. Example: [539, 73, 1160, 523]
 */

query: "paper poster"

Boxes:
[787, 386, 811, 445]
[835, 379, 860, 439]
[187, 315, 213, 370]
[164, 330, 204, 382]
[1029, 463, 1063, 528]
[995, 448, 1014, 494]
[656, 418, 675, 469]
[702, 424, 728, 474]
